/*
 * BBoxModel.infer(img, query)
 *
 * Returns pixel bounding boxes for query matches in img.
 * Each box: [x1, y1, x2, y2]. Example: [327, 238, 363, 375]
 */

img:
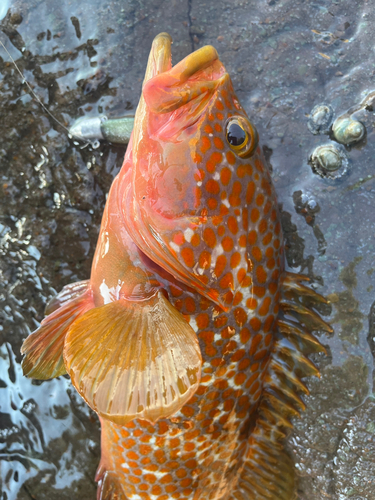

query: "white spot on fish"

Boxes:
[210, 244, 224, 266]
[184, 227, 194, 242]
[193, 262, 200, 275]
[170, 241, 180, 253]
[189, 317, 198, 333]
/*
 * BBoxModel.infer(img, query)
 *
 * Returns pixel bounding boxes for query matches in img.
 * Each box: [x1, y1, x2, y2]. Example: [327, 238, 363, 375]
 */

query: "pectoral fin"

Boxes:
[21, 289, 94, 379]
[97, 471, 127, 500]
[64, 291, 202, 425]
[45, 280, 90, 315]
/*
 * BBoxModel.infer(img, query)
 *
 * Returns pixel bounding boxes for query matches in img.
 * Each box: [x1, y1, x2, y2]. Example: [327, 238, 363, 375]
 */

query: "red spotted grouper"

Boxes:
[21, 32, 331, 500]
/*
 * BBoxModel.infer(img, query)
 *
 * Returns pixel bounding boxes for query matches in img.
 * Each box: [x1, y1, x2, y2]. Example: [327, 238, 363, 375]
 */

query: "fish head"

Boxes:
[132, 35, 258, 220]
[124, 34, 273, 309]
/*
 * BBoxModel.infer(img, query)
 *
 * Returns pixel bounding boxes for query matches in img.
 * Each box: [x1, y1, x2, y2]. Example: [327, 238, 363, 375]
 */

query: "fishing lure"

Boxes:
[21, 32, 331, 499]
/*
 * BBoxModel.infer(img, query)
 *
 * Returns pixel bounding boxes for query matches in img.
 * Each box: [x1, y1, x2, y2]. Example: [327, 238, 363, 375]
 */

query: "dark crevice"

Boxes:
[22, 484, 34, 500]
[187, 0, 195, 52]
[367, 300, 375, 364]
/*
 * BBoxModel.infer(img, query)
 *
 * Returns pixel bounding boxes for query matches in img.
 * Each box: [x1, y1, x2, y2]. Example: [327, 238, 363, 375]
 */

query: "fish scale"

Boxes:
[20, 32, 332, 500]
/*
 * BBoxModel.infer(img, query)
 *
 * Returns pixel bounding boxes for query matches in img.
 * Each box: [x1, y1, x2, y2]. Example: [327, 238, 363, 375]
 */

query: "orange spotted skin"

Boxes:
[97, 77, 284, 499]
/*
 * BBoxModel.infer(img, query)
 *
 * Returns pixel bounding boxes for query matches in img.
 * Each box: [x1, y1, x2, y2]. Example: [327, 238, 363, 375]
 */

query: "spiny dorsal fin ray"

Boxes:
[277, 319, 327, 354]
[251, 452, 290, 476]
[281, 272, 329, 304]
[280, 329, 326, 356]
[274, 338, 320, 378]
[262, 390, 301, 418]
[240, 473, 275, 498]
[245, 457, 289, 485]
[230, 271, 331, 500]
[244, 470, 285, 493]
[266, 378, 307, 412]
[258, 406, 294, 429]
[281, 300, 333, 333]
[255, 418, 287, 440]
[270, 358, 309, 394]
[251, 467, 292, 493]
[238, 444, 296, 499]
[239, 449, 296, 499]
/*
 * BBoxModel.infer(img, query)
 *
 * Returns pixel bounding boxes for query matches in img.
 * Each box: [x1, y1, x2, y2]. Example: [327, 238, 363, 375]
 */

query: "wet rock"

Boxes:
[328, 257, 364, 345]
[332, 399, 375, 498]
[189, 25, 205, 36]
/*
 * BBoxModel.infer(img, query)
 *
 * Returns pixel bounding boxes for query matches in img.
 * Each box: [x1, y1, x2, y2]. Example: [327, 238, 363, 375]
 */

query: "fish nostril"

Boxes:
[174, 179, 183, 192]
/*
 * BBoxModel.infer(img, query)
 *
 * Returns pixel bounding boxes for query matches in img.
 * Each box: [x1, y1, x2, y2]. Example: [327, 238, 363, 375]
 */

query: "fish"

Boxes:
[21, 32, 332, 500]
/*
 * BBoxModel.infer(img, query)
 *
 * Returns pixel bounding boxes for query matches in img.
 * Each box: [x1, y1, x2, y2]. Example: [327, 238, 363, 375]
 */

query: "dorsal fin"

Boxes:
[229, 271, 331, 499]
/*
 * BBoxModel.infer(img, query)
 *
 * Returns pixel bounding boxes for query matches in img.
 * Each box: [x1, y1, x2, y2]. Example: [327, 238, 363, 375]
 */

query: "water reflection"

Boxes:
[0, 342, 99, 499]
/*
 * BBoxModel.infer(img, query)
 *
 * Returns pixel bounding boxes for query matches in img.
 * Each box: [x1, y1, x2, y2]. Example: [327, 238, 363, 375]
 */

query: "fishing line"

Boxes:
[0, 39, 90, 146]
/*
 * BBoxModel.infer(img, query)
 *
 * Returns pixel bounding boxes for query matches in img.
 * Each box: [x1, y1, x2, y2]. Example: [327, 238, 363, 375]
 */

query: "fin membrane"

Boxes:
[45, 280, 90, 315]
[230, 271, 331, 500]
[97, 471, 127, 500]
[21, 287, 93, 379]
[64, 291, 202, 425]
[233, 440, 296, 500]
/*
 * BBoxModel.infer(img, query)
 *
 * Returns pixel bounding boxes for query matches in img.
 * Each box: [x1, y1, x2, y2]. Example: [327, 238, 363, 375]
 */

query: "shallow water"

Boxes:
[0, 0, 374, 498]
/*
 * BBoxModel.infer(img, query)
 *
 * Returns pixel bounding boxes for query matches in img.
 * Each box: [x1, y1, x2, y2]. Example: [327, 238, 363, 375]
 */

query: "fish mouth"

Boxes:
[144, 32, 222, 83]
[168, 43, 221, 83]
[143, 32, 173, 83]
[142, 33, 228, 114]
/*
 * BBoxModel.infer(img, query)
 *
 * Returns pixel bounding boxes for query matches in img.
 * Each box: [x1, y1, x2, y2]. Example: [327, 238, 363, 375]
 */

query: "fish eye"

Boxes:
[225, 116, 258, 158]
[227, 122, 246, 146]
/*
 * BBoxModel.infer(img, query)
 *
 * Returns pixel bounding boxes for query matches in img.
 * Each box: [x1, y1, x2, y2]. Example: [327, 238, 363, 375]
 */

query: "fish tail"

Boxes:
[231, 271, 332, 499]
[21, 280, 93, 379]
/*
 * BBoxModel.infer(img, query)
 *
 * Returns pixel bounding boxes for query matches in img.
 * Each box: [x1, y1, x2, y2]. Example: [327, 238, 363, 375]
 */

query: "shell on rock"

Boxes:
[307, 104, 334, 135]
[332, 116, 366, 145]
[309, 144, 348, 179]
